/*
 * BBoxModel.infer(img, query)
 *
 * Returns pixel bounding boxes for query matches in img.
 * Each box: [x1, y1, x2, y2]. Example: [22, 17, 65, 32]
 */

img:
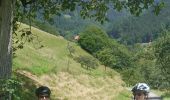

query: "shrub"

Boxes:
[75, 55, 99, 70]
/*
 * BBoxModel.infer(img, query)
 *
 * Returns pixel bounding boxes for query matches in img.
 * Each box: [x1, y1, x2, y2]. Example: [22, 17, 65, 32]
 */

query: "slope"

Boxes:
[13, 23, 131, 100]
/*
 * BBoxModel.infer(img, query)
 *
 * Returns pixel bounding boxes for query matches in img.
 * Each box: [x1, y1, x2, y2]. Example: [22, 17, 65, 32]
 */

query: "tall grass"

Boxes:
[13, 23, 131, 100]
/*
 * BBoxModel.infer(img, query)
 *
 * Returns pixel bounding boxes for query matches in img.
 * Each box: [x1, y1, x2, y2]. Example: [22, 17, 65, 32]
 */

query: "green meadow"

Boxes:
[13, 23, 131, 100]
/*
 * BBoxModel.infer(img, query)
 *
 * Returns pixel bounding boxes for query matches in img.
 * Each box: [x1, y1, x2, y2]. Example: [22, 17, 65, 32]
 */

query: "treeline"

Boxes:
[78, 25, 131, 69]
[28, 0, 170, 45]
[47, 0, 170, 45]
[107, 0, 170, 45]
[78, 25, 170, 89]
[22, 19, 60, 36]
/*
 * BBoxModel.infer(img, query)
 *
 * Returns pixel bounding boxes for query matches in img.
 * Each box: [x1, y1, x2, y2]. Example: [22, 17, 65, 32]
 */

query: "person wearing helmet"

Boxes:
[131, 83, 150, 100]
[35, 86, 51, 100]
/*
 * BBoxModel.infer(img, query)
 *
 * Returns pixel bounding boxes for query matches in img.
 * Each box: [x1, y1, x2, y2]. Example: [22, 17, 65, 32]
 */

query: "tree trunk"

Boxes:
[0, 0, 14, 99]
[0, 0, 13, 78]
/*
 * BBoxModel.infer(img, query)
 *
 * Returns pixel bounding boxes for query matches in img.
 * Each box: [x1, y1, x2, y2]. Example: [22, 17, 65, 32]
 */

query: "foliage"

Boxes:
[35, 0, 170, 45]
[78, 25, 131, 69]
[162, 91, 170, 99]
[78, 25, 109, 53]
[52, 12, 91, 40]
[21, 0, 169, 44]
[104, 1, 170, 45]
[13, 24, 43, 57]
[0, 78, 21, 100]
[15, 0, 165, 23]
[96, 48, 117, 68]
[33, 1, 170, 47]
[14, 73, 38, 100]
[120, 45, 155, 85]
[154, 32, 170, 89]
[96, 47, 131, 69]
[67, 42, 75, 57]
[75, 55, 99, 70]
[120, 40, 170, 89]
[30, 20, 59, 36]
[14, 0, 166, 38]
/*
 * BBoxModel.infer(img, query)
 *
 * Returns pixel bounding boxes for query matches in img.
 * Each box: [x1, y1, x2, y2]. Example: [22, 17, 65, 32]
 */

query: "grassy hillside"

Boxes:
[13, 23, 131, 100]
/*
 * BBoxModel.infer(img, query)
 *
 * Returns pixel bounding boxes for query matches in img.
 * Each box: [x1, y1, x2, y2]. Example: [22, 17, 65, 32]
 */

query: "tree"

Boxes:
[0, 0, 14, 78]
[154, 33, 170, 88]
[96, 48, 117, 70]
[75, 55, 98, 70]
[66, 41, 75, 71]
[0, 1, 15, 100]
[78, 25, 131, 69]
[96, 44, 131, 69]
[78, 25, 109, 53]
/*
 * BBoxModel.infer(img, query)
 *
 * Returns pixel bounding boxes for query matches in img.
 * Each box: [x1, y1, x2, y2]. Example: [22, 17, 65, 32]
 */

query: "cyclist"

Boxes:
[35, 86, 51, 100]
[131, 83, 150, 100]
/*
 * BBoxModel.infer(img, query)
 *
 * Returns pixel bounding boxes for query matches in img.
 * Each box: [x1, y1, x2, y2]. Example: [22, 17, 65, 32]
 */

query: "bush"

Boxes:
[24, 20, 59, 36]
[75, 55, 99, 70]
[79, 25, 132, 69]
[96, 48, 131, 69]
[78, 25, 109, 53]
[153, 32, 170, 89]
[0, 78, 21, 100]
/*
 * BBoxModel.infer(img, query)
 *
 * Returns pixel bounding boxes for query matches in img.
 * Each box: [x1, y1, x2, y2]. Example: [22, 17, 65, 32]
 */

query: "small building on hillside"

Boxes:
[74, 35, 80, 41]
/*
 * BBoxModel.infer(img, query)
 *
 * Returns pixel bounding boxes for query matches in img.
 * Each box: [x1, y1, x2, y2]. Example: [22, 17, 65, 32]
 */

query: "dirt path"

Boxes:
[148, 92, 163, 100]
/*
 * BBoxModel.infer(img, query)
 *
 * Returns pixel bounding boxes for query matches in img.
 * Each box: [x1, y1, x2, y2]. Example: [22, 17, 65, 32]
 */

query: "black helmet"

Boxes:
[35, 86, 51, 97]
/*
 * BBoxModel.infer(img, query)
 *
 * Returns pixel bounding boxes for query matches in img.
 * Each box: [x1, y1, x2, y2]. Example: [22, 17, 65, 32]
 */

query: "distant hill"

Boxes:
[34, 0, 170, 45]
[108, 0, 170, 44]
[13, 23, 131, 100]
